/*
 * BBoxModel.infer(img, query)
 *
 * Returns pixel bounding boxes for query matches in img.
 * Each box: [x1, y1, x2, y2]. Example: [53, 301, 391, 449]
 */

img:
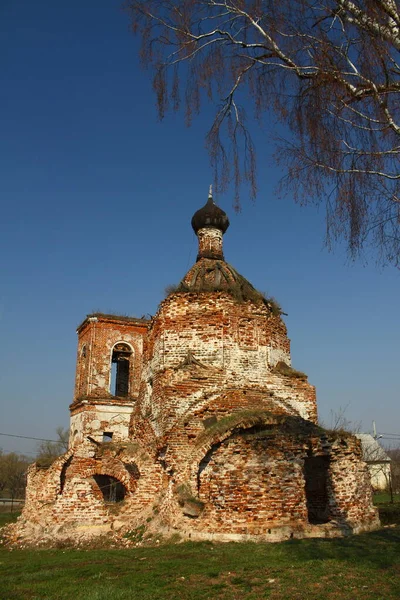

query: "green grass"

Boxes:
[1, 524, 400, 600]
[0, 512, 20, 527]
[373, 492, 400, 504]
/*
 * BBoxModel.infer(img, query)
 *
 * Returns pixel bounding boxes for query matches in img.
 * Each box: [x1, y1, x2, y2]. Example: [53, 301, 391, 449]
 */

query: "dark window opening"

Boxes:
[59, 456, 73, 495]
[111, 343, 132, 397]
[93, 474, 126, 503]
[102, 432, 113, 443]
[156, 447, 168, 470]
[304, 456, 330, 524]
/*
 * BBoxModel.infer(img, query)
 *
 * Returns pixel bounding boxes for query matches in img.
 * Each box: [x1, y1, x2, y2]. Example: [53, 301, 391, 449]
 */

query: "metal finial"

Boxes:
[208, 184, 213, 199]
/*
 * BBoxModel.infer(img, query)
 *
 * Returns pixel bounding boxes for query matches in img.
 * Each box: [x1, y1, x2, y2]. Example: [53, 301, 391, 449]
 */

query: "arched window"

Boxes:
[110, 343, 132, 397]
[93, 474, 126, 503]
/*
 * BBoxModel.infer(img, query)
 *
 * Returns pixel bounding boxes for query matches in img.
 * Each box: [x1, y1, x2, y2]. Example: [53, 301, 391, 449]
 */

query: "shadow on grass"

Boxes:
[378, 503, 400, 525]
[283, 527, 400, 568]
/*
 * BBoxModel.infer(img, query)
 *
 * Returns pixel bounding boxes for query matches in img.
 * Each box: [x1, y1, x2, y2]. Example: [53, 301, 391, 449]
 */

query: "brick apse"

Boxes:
[10, 191, 379, 545]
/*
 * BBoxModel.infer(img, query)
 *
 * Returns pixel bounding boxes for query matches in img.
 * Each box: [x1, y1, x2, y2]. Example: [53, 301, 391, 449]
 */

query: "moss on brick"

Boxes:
[195, 410, 282, 447]
[165, 263, 283, 316]
[273, 361, 308, 380]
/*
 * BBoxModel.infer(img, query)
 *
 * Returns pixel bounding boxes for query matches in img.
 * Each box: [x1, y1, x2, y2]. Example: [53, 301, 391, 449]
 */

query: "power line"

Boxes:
[0, 432, 60, 443]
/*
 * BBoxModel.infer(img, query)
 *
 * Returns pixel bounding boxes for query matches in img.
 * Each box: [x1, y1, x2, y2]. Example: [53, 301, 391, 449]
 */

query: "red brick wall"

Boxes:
[134, 291, 316, 441]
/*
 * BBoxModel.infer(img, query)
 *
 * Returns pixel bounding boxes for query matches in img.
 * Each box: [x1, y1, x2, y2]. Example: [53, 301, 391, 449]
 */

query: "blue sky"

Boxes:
[1, 0, 399, 457]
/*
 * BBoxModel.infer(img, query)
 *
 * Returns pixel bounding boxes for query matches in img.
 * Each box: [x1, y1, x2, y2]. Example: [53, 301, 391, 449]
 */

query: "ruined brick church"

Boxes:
[13, 191, 379, 545]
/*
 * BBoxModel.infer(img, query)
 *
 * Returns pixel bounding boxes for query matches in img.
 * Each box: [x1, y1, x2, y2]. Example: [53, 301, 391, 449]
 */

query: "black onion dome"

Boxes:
[191, 195, 230, 234]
